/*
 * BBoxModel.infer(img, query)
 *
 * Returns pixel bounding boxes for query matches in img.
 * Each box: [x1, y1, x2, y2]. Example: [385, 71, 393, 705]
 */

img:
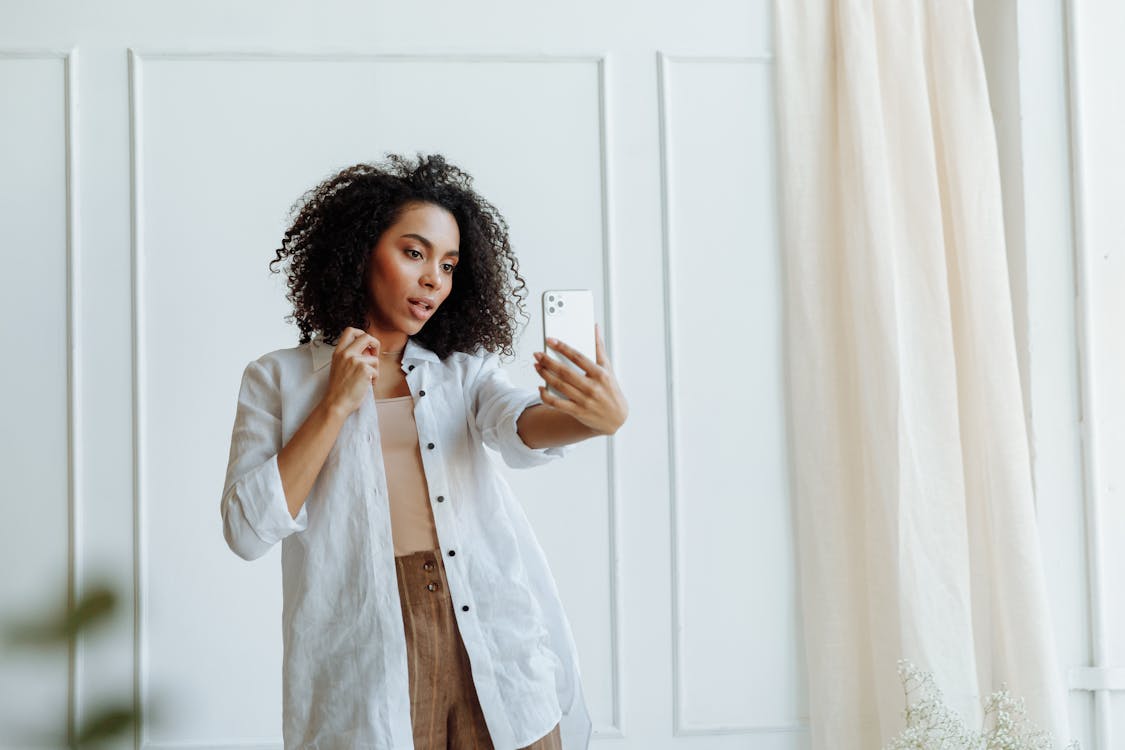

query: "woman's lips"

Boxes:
[408, 299, 433, 320]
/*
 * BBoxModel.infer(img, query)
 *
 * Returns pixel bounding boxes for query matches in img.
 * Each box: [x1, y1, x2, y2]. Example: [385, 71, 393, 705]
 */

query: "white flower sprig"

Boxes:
[881, 658, 1080, 750]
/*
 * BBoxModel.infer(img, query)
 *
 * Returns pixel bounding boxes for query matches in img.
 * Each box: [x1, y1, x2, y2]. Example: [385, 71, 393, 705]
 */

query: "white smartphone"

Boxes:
[541, 289, 596, 401]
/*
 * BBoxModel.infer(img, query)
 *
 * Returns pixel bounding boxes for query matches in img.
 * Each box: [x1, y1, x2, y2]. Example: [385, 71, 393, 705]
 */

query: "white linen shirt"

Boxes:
[220, 333, 593, 750]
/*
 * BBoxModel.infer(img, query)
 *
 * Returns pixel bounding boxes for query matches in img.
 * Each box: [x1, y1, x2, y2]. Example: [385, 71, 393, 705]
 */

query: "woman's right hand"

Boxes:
[323, 327, 381, 416]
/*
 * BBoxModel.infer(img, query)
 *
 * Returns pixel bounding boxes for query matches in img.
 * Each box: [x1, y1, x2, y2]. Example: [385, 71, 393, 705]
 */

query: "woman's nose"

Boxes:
[421, 269, 442, 289]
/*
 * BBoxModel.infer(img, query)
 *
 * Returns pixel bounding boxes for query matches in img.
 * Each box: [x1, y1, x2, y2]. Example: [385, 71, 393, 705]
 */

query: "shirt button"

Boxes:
[423, 561, 434, 570]
[408, 364, 415, 371]
[427, 582, 437, 592]
[461, 605, 470, 612]
[427, 442, 435, 449]
[447, 549, 455, 556]
[436, 495, 444, 503]
[419, 389, 426, 396]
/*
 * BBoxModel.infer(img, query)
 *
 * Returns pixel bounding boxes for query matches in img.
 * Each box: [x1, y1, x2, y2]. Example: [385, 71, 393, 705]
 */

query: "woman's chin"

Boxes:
[407, 308, 437, 330]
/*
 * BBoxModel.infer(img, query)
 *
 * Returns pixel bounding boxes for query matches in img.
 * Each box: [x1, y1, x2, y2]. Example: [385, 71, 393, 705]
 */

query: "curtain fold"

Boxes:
[773, 0, 1071, 746]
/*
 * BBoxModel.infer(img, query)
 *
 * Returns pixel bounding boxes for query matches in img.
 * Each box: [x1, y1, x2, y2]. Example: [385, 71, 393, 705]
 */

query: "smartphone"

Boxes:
[541, 289, 596, 401]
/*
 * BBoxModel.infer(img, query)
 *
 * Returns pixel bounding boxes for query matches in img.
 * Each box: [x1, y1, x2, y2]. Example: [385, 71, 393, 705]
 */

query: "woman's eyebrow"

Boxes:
[399, 233, 460, 257]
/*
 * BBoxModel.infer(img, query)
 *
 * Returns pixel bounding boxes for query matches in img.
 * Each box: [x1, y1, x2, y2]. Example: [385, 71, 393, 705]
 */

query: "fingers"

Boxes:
[339, 327, 362, 349]
[339, 328, 380, 363]
[537, 361, 587, 402]
[594, 323, 611, 369]
[538, 383, 576, 412]
[330, 329, 380, 385]
[535, 349, 593, 397]
[348, 331, 380, 356]
[545, 336, 602, 378]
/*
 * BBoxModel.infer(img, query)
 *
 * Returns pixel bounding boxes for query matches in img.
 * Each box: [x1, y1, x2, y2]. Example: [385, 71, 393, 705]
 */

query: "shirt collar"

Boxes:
[310, 334, 439, 372]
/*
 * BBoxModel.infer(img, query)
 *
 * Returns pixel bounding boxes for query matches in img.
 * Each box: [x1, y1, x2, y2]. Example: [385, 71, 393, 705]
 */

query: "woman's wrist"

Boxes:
[319, 396, 351, 424]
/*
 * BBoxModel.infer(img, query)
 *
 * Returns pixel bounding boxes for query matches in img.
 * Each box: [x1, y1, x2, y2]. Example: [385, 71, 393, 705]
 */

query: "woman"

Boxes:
[220, 153, 627, 750]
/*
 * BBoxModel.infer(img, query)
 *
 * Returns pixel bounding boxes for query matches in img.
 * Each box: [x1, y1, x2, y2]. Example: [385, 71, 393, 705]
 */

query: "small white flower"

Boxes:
[881, 658, 1079, 750]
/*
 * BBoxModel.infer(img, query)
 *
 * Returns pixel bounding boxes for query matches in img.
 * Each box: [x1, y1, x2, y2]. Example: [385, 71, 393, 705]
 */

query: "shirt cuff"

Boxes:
[235, 453, 308, 544]
[489, 390, 570, 469]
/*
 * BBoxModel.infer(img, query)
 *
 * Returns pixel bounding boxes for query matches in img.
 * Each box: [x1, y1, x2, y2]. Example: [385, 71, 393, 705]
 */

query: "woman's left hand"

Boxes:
[533, 323, 628, 436]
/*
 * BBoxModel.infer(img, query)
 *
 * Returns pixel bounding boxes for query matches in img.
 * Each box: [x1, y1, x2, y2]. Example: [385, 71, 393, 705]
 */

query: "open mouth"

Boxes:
[408, 299, 434, 318]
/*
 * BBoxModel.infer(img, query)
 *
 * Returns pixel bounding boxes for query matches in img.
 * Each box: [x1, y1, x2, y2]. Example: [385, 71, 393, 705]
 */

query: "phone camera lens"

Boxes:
[549, 306, 556, 314]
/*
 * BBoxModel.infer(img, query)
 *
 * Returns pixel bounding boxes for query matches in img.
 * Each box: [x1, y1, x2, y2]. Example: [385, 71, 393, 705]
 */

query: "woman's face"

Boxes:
[365, 201, 460, 336]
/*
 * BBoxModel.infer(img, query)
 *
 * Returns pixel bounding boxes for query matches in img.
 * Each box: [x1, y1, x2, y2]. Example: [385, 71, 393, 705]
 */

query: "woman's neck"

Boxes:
[363, 326, 408, 355]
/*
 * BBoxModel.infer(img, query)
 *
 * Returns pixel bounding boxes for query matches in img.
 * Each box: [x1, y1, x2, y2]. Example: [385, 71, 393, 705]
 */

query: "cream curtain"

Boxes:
[773, 1, 1072, 747]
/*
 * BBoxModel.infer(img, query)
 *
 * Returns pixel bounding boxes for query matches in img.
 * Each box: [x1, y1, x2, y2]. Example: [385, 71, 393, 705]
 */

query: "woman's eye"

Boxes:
[406, 248, 422, 258]
[444, 264, 456, 273]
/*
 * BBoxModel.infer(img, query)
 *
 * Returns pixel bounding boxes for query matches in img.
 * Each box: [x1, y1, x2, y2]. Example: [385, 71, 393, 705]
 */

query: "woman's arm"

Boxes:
[221, 359, 349, 561]
[516, 403, 601, 449]
[276, 399, 349, 519]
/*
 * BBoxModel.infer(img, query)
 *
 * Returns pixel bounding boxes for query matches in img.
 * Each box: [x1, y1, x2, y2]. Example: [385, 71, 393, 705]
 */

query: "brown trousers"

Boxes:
[394, 548, 562, 750]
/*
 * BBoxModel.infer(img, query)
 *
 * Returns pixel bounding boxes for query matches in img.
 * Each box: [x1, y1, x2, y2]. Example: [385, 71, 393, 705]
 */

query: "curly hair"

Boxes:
[268, 152, 531, 360]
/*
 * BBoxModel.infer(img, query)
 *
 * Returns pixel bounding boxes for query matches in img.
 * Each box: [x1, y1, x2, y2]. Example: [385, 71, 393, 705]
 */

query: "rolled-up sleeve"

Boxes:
[467, 352, 570, 469]
[220, 358, 308, 561]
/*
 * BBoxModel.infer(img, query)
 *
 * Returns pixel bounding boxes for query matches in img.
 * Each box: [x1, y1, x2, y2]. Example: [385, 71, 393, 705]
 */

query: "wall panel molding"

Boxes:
[0, 45, 81, 746]
[656, 50, 806, 738]
[127, 47, 623, 746]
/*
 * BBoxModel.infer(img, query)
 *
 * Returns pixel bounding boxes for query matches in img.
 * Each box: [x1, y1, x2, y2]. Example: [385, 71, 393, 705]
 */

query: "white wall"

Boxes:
[1056, 2, 1125, 747]
[0, 2, 797, 749]
[6, 2, 1115, 749]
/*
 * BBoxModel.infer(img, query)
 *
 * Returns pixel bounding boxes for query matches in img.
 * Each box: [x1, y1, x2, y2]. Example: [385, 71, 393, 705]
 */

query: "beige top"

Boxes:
[375, 395, 440, 557]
